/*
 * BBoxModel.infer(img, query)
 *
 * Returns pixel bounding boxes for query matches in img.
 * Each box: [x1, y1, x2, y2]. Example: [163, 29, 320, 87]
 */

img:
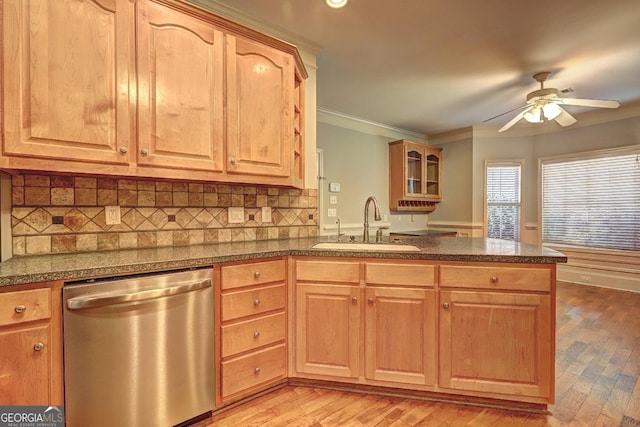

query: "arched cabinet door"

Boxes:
[2, 0, 133, 164]
[226, 36, 294, 179]
[136, 0, 224, 173]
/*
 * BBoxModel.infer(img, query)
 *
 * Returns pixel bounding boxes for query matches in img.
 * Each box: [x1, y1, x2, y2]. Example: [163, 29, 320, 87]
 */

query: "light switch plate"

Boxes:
[329, 182, 341, 192]
[327, 208, 337, 217]
[228, 207, 244, 224]
[262, 207, 272, 223]
[329, 195, 338, 205]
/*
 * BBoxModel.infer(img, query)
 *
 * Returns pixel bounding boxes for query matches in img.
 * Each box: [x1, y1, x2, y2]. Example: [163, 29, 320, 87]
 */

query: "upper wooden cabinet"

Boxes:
[226, 36, 293, 179]
[136, 1, 224, 173]
[2, 0, 133, 165]
[1, 0, 307, 188]
[389, 140, 442, 211]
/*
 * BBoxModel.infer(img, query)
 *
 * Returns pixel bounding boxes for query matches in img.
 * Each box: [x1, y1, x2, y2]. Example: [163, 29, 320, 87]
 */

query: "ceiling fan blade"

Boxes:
[483, 104, 529, 123]
[498, 106, 533, 132]
[554, 107, 577, 127]
[558, 98, 620, 109]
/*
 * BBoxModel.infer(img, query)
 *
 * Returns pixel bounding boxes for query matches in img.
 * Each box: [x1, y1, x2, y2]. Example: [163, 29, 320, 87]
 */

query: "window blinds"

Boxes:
[541, 151, 640, 250]
[486, 164, 521, 241]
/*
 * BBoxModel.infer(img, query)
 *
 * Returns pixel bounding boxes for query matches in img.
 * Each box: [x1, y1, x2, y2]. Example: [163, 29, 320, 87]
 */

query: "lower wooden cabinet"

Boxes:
[0, 285, 63, 406]
[439, 290, 553, 399]
[217, 259, 287, 405]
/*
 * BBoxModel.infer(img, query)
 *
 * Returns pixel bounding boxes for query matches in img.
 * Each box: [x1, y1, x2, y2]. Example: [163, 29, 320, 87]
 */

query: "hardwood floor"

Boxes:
[204, 282, 640, 426]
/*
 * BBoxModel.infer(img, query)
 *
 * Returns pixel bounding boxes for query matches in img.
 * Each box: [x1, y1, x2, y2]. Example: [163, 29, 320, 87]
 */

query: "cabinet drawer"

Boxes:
[221, 343, 286, 398]
[0, 289, 51, 326]
[221, 284, 286, 321]
[366, 262, 435, 287]
[440, 265, 551, 292]
[296, 260, 360, 283]
[222, 312, 286, 358]
[221, 259, 285, 290]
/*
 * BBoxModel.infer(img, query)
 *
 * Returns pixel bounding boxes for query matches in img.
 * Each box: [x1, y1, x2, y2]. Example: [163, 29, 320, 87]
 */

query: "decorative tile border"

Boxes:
[11, 174, 318, 255]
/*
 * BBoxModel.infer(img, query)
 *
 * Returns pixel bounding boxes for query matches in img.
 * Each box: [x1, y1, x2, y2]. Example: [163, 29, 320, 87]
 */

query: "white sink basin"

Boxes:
[312, 242, 421, 252]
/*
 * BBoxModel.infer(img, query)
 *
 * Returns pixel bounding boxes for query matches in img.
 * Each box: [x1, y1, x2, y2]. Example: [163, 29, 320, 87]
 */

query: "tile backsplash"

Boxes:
[11, 174, 318, 255]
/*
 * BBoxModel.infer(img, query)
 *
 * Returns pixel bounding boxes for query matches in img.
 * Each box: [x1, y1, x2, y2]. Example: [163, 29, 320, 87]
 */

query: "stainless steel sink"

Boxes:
[312, 242, 421, 251]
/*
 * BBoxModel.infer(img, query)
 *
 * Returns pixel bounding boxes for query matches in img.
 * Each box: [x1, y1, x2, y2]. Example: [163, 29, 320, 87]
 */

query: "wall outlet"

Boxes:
[105, 206, 121, 225]
[228, 207, 244, 224]
[327, 208, 337, 217]
[262, 207, 272, 223]
[580, 275, 592, 283]
[329, 195, 338, 205]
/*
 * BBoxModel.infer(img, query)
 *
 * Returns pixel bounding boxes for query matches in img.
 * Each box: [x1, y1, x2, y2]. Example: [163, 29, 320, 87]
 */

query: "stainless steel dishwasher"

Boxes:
[63, 267, 214, 427]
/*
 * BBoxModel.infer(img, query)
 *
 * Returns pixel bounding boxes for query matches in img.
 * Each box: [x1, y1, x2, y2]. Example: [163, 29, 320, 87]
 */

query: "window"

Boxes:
[485, 162, 522, 241]
[541, 148, 640, 250]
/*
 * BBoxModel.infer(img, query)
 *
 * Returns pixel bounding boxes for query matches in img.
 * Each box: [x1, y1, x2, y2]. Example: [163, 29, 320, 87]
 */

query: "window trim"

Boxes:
[484, 159, 524, 241]
[537, 145, 640, 249]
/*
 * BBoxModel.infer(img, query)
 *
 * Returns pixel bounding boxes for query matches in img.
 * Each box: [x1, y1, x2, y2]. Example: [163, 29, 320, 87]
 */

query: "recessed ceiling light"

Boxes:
[326, 0, 348, 8]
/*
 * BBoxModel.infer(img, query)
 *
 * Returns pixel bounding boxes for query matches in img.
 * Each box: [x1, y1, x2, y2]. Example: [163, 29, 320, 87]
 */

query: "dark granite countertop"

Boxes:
[0, 237, 567, 287]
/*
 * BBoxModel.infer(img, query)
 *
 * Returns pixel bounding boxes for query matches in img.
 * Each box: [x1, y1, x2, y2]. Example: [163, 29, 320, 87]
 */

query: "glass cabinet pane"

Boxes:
[407, 149, 422, 194]
[426, 154, 439, 195]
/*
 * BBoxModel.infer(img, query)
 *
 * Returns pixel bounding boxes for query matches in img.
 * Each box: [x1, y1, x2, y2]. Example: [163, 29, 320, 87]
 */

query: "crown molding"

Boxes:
[317, 108, 426, 141]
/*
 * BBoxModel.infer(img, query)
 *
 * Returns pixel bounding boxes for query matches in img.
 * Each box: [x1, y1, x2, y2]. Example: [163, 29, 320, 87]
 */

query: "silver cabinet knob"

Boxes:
[140, 148, 149, 155]
[367, 297, 374, 304]
[14, 304, 26, 314]
[119, 147, 128, 154]
[442, 302, 450, 309]
[33, 342, 45, 351]
[254, 271, 261, 279]
[490, 276, 499, 284]
[254, 367, 261, 374]
[351, 296, 357, 304]
[254, 299, 261, 306]
[253, 331, 260, 339]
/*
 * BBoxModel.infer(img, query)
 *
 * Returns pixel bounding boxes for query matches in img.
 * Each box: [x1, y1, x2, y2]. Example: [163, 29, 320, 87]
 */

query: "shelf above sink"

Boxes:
[312, 243, 421, 252]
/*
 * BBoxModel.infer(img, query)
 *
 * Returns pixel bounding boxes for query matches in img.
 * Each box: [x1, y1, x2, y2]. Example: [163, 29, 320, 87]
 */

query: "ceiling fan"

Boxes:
[486, 72, 621, 132]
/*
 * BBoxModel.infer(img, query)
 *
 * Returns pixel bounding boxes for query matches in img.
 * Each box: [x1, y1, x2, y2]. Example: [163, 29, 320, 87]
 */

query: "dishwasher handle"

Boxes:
[66, 278, 212, 310]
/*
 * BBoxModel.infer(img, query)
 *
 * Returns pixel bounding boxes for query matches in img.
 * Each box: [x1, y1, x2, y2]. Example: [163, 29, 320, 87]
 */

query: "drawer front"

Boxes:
[296, 259, 360, 284]
[440, 265, 551, 292]
[0, 288, 51, 326]
[221, 284, 286, 321]
[221, 259, 286, 290]
[221, 343, 286, 398]
[222, 312, 286, 358]
[366, 262, 436, 287]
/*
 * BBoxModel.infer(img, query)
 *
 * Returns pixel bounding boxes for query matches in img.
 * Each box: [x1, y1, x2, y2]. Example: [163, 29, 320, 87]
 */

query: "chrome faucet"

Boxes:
[363, 196, 382, 243]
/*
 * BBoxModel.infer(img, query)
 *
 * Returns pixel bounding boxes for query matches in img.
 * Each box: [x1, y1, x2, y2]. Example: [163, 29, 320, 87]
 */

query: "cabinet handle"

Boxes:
[119, 147, 128, 154]
[254, 299, 261, 306]
[254, 367, 261, 375]
[254, 271, 261, 279]
[140, 148, 149, 155]
[253, 331, 260, 339]
[14, 304, 26, 314]
[351, 297, 357, 304]
[367, 297, 374, 305]
[442, 302, 450, 309]
[33, 342, 45, 351]
[230, 158, 237, 166]
[490, 276, 499, 284]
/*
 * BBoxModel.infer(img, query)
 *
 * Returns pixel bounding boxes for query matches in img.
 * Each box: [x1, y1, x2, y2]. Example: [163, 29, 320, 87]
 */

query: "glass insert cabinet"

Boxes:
[389, 140, 442, 211]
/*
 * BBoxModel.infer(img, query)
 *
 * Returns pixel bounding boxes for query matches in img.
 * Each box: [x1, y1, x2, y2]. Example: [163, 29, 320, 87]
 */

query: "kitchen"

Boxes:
[1, 0, 639, 426]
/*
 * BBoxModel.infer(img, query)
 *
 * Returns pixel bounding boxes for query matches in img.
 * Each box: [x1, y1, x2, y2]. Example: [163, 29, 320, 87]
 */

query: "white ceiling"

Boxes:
[197, 0, 640, 135]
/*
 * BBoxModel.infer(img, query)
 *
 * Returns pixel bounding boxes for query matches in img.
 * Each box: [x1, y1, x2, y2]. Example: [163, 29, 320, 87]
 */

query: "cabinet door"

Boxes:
[0, 324, 51, 405]
[226, 36, 293, 178]
[424, 146, 442, 201]
[365, 287, 436, 385]
[2, 0, 132, 164]
[439, 291, 552, 398]
[295, 284, 359, 378]
[136, 1, 224, 172]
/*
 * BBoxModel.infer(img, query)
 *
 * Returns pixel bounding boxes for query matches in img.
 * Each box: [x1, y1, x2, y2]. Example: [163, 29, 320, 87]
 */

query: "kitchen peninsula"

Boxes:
[0, 237, 565, 413]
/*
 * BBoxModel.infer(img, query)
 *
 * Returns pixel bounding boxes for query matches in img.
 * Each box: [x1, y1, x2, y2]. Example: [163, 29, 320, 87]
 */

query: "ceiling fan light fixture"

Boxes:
[524, 106, 541, 123]
[326, 0, 348, 8]
[542, 103, 562, 120]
